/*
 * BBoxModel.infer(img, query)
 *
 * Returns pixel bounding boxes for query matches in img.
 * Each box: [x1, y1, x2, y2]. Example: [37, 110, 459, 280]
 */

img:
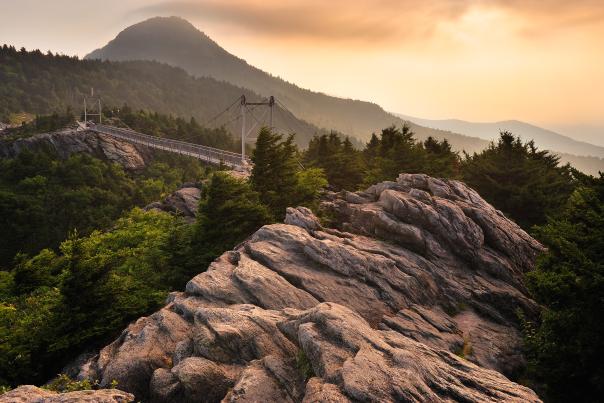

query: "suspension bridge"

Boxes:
[87, 123, 248, 169]
[80, 94, 305, 171]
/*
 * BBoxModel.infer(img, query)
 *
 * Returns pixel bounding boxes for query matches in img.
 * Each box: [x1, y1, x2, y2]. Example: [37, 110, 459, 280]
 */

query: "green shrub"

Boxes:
[296, 350, 315, 382]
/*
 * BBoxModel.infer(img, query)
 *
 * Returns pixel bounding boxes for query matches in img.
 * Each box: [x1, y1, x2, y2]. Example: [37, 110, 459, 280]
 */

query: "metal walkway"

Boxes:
[87, 123, 251, 170]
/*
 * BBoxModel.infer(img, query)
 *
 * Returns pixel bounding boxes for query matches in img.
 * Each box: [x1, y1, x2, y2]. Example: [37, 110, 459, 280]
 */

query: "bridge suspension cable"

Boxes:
[199, 97, 243, 128]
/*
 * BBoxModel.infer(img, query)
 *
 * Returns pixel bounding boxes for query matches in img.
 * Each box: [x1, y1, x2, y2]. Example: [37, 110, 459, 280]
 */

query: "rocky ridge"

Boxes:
[0, 129, 150, 170]
[61, 173, 544, 402]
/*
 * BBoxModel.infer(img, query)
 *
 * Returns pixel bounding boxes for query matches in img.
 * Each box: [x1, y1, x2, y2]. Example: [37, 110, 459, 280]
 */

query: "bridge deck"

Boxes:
[88, 123, 250, 171]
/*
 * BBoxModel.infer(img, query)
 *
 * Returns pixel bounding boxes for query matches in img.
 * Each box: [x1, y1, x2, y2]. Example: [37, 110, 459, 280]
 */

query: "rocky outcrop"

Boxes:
[0, 385, 133, 402]
[0, 129, 150, 169]
[145, 184, 201, 223]
[75, 173, 542, 402]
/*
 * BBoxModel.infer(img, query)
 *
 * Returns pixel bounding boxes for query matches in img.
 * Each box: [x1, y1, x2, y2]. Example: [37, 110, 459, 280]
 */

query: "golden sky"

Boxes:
[1, 0, 603, 136]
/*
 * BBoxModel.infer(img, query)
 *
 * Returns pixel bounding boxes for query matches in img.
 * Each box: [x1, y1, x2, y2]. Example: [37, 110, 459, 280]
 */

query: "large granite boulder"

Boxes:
[74, 173, 543, 402]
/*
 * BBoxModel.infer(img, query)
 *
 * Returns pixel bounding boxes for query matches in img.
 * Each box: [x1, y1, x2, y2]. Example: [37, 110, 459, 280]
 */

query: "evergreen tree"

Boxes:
[461, 132, 575, 229]
[304, 132, 363, 190]
[422, 137, 461, 178]
[364, 133, 380, 159]
[55, 235, 115, 351]
[363, 125, 425, 185]
[523, 174, 604, 402]
[250, 128, 303, 217]
[195, 172, 272, 262]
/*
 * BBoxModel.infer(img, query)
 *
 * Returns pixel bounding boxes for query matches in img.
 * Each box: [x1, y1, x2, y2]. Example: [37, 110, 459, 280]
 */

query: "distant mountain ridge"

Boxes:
[397, 114, 604, 159]
[85, 16, 491, 154]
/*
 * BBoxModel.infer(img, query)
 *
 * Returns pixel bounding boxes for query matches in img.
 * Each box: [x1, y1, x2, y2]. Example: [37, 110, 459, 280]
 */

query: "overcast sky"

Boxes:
[1, 0, 603, 141]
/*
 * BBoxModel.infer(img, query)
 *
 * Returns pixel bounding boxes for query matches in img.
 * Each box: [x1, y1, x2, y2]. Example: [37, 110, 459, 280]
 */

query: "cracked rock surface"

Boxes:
[76, 173, 542, 402]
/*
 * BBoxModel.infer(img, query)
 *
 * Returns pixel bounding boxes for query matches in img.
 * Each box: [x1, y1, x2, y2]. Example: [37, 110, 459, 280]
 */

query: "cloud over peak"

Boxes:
[135, 0, 604, 45]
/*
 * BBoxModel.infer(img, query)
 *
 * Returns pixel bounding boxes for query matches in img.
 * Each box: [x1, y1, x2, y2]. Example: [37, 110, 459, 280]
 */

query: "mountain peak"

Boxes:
[119, 16, 205, 38]
[86, 16, 221, 62]
[138, 15, 194, 26]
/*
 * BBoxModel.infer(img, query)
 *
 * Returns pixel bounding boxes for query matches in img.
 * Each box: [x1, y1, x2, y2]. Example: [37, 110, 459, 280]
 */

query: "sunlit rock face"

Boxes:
[77, 173, 543, 402]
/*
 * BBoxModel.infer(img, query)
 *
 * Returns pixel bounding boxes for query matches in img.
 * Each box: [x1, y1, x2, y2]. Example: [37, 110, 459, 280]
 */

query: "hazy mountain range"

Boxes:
[396, 114, 604, 159]
[551, 124, 604, 148]
[84, 16, 602, 175]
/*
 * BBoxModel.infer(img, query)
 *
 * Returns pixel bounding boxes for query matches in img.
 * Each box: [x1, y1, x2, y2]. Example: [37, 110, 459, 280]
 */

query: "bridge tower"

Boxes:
[240, 95, 275, 163]
[83, 88, 102, 124]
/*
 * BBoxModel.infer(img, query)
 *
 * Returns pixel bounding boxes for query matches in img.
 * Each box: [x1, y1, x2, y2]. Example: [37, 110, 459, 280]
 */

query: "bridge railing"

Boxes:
[90, 124, 250, 169]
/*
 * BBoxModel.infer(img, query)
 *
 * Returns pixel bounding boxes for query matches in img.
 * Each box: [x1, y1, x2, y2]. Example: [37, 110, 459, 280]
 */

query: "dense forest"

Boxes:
[0, 106, 246, 268]
[0, 45, 318, 146]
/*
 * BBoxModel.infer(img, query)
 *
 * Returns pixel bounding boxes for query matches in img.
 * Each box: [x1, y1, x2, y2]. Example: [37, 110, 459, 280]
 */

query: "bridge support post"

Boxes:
[241, 95, 246, 164]
[269, 96, 274, 130]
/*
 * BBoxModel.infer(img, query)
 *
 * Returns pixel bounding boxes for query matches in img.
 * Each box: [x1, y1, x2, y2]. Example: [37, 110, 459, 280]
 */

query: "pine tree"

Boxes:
[364, 133, 380, 159]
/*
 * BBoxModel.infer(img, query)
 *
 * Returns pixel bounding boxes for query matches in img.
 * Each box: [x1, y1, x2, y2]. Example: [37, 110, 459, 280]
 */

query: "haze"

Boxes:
[1, 0, 603, 143]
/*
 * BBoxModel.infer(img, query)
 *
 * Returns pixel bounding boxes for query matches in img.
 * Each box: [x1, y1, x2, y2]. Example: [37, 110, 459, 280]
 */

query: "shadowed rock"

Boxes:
[0, 129, 150, 170]
[144, 185, 201, 222]
[75, 174, 543, 402]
